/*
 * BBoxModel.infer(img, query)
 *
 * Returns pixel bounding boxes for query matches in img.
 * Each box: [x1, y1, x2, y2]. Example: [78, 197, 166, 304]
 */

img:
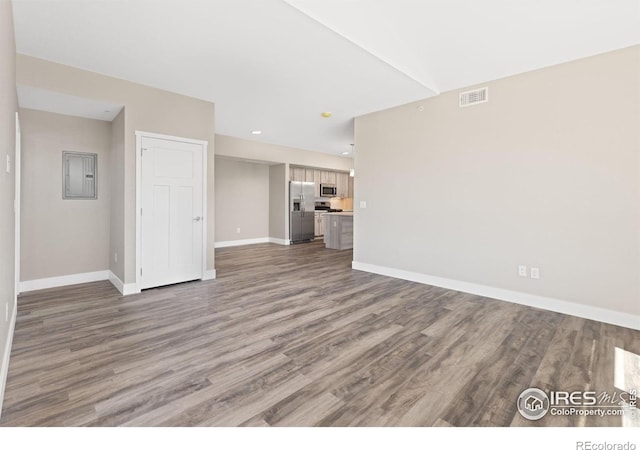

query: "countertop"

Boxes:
[322, 212, 353, 217]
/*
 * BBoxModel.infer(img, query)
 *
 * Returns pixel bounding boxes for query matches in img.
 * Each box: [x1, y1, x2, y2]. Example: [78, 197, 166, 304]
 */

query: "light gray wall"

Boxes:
[269, 164, 287, 240]
[19, 109, 111, 281]
[109, 109, 125, 281]
[0, 0, 17, 414]
[215, 134, 352, 171]
[354, 46, 640, 317]
[214, 157, 270, 242]
[17, 55, 216, 284]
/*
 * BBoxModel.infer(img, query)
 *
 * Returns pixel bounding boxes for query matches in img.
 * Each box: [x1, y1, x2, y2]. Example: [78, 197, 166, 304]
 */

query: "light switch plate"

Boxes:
[360, 201, 367, 209]
[6, 154, 11, 173]
[518, 265, 527, 277]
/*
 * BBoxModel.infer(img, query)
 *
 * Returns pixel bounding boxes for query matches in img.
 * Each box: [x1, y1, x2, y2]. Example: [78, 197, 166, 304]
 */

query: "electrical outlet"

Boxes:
[518, 265, 528, 277]
[6, 154, 11, 174]
[360, 201, 367, 209]
[530, 267, 540, 279]
[114, 252, 118, 263]
[236, 227, 241, 234]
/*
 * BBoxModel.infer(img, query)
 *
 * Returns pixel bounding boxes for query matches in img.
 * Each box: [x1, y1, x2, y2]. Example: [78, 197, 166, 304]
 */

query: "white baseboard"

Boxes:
[121, 284, 139, 296]
[215, 237, 270, 248]
[0, 304, 17, 419]
[352, 261, 640, 331]
[108, 271, 124, 293]
[203, 269, 217, 280]
[111, 268, 217, 290]
[269, 237, 290, 246]
[108, 271, 139, 296]
[215, 237, 291, 248]
[20, 270, 110, 293]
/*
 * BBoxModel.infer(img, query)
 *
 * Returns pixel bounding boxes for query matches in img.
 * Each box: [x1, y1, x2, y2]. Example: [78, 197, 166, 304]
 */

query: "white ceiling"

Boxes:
[12, 0, 640, 156]
[286, 0, 640, 94]
[18, 85, 123, 121]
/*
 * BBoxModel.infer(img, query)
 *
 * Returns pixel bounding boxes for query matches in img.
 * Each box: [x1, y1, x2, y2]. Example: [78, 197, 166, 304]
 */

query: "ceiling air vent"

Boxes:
[459, 87, 488, 108]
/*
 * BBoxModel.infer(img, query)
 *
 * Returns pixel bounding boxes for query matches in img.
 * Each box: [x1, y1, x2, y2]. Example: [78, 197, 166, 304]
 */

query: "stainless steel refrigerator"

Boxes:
[289, 181, 315, 243]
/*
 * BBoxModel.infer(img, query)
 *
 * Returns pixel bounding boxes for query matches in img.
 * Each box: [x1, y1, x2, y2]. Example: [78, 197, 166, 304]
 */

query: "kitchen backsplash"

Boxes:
[330, 197, 353, 211]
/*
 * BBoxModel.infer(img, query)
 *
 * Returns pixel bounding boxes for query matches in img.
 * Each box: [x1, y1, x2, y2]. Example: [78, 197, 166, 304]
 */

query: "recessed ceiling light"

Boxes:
[251, 130, 262, 135]
[341, 151, 350, 155]
[321, 112, 332, 118]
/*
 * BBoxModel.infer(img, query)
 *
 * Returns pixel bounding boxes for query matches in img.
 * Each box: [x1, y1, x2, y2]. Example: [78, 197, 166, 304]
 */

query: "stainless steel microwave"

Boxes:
[320, 183, 337, 197]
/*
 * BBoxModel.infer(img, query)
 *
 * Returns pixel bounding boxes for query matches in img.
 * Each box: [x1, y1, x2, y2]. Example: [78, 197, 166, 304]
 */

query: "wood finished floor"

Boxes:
[1, 241, 638, 427]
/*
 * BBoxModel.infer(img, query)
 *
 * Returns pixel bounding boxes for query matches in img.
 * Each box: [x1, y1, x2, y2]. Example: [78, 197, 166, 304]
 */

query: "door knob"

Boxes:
[193, 216, 202, 221]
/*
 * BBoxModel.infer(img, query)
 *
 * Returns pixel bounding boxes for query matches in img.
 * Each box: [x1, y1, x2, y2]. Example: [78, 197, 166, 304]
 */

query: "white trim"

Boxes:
[269, 237, 290, 246]
[203, 269, 217, 280]
[284, 164, 290, 242]
[7, 113, 21, 417]
[214, 237, 292, 248]
[14, 112, 20, 297]
[135, 131, 208, 292]
[215, 237, 271, 248]
[134, 130, 208, 147]
[120, 283, 140, 296]
[0, 304, 17, 419]
[121, 284, 139, 296]
[108, 271, 139, 296]
[19, 270, 110, 293]
[108, 270, 124, 293]
[201, 140, 208, 280]
[135, 132, 142, 293]
[351, 261, 640, 331]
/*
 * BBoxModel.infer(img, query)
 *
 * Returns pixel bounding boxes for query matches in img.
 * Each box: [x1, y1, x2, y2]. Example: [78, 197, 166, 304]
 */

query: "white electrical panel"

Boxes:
[63, 151, 97, 199]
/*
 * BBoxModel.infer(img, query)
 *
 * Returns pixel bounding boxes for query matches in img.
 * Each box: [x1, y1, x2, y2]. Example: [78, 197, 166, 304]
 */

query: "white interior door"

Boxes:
[140, 136, 204, 289]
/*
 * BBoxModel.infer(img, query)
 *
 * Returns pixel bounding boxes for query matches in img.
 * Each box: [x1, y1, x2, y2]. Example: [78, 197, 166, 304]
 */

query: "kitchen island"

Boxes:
[323, 212, 353, 250]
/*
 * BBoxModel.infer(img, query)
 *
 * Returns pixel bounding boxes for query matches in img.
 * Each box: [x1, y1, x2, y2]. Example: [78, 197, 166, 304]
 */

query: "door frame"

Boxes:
[14, 112, 20, 299]
[135, 130, 209, 292]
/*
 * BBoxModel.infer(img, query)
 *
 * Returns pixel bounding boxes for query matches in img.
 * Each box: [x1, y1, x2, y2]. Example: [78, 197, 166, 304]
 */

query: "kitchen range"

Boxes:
[314, 200, 343, 214]
[314, 200, 342, 240]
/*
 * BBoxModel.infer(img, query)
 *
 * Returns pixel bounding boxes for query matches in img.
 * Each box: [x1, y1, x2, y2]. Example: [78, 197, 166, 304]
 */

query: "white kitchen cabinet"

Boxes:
[336, 172, 349, 198]
[306, 169, 320, 197]
[290, 167, 305, 181]
[320, 170, 336, 185]
[304, 169, 315, 183]
[314, 212, 324, 236]
[290, 167, 352, 199]
[313, 170, 322, 197]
